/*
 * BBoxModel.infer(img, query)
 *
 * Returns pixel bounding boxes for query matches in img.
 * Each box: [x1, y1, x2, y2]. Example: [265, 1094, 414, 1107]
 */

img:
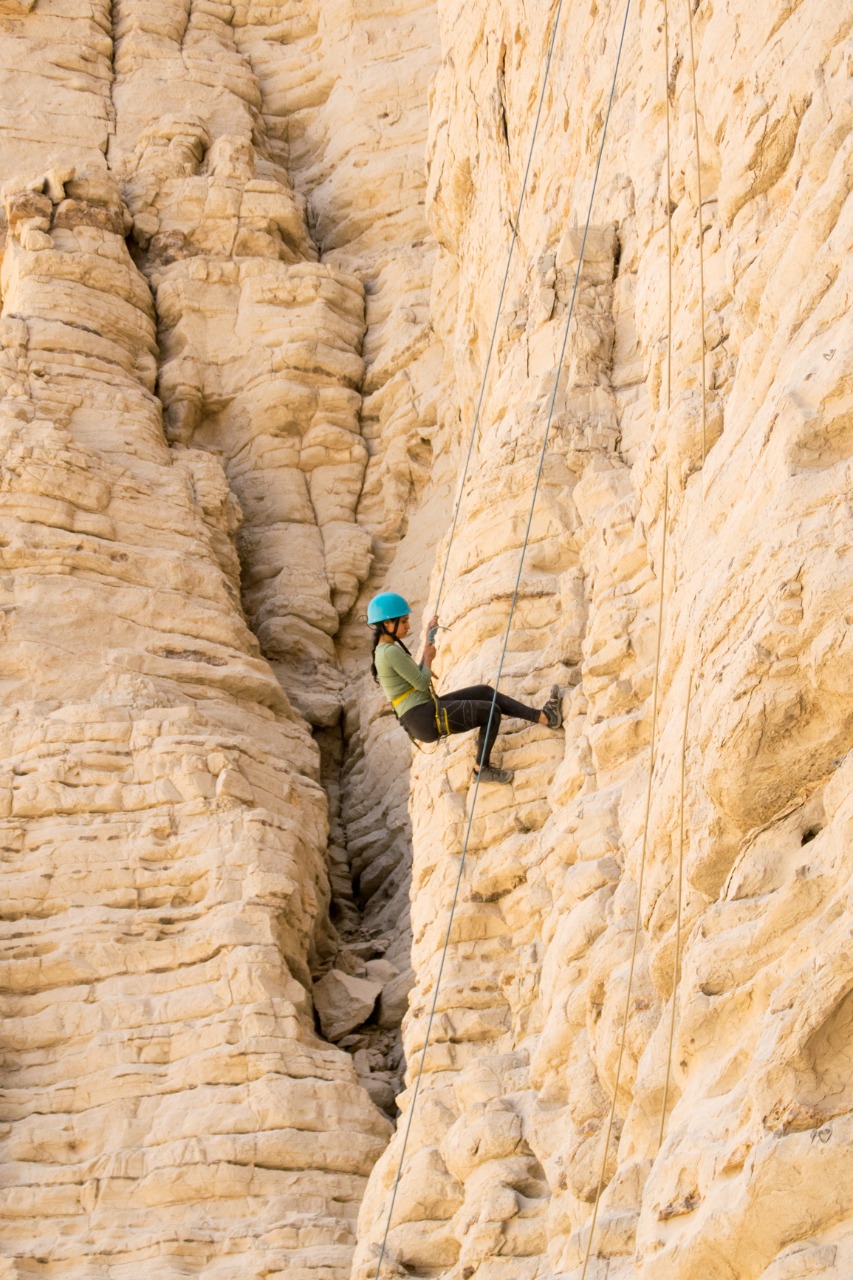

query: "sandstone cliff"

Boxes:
[352, 1, 853, 1277]
[0, 1, 415, 1274]
[0, 2, 850, 1280]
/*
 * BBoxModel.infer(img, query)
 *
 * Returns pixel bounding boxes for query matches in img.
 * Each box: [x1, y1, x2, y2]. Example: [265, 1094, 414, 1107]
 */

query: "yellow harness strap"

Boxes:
[391, 685, 449, 736]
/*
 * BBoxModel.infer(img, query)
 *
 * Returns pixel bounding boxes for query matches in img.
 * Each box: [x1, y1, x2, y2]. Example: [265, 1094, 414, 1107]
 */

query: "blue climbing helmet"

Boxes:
[367, 591, 412, 625]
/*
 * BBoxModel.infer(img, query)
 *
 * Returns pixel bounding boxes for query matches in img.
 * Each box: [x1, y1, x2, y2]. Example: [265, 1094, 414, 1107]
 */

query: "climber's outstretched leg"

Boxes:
[436, 683, 563, 784]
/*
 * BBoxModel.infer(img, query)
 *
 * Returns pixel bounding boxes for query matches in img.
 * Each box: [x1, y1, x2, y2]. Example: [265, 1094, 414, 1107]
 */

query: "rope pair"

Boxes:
[372, 1, 710, 1274]
[373, 2, 634, 1274]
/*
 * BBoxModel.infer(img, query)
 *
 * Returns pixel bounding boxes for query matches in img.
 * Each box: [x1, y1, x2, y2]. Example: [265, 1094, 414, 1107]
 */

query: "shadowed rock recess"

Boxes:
[0, 2, 850, 1279]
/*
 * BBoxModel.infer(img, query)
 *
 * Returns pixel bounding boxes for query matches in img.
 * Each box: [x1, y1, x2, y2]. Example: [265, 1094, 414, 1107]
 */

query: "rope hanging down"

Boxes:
[656, 0, 681, 1155]
[582, 1, 709, 1260]
[579, 472, 669, 1280]
[658, 671, 691, 1149]
[433, 0, 573, 617]
[657, 0, 707, 1150]
[371, 3, 634, 1275]
[685, 0, 708, 464]
[664, 0, 674, 417]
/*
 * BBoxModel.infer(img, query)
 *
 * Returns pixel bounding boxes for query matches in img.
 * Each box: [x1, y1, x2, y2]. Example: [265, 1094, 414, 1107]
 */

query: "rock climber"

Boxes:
[367, 591, 563, 784]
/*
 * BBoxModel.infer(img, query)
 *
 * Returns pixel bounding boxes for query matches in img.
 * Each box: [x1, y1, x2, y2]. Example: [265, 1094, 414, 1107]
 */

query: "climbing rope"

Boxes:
[654, 0, 684, 1152]
[579, 472, 669, 1280]
[433, 0, 573, 617]
[657, 0, 708, 1149]
[581, 2, 709, 1261]
[685, 0, 708, 464]
[658, 671, 691, 1148]
[664, 0, 673, 416]
[371, 3, 634, 1274]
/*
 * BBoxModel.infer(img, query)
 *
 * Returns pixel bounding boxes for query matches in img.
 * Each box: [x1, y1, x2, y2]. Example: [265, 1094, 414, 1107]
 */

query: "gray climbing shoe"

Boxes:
[473, 764, 514, 785]
[542, 684, 563, 729]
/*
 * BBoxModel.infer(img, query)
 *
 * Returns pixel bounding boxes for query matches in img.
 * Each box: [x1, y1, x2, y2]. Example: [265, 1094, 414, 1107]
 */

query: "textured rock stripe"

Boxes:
[353, 2, 853, 1279]
[0, 2, 850, 1280]
[0, 1, 423, 1276]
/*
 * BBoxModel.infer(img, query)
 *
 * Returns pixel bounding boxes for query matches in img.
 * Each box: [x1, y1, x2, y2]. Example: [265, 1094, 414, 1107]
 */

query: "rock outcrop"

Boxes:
[0, 2, 851, 1280]
[0, 3, 407, 1276]
[352, 2, 853, 1279]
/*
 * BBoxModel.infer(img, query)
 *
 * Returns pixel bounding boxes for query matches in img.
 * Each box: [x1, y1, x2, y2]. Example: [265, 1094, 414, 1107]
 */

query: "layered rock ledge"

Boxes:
[0, 3, 851, 1280]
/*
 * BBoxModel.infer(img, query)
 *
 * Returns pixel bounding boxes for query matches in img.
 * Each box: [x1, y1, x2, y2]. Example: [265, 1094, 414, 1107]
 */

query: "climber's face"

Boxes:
[394, 615, 411, 639]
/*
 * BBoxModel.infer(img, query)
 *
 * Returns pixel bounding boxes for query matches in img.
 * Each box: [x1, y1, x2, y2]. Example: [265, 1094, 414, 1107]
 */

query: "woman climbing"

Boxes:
[368, 592, 563, 784]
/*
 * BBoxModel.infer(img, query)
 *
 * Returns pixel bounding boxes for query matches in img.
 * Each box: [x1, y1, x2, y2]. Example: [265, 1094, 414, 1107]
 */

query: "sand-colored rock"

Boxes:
[352, 2, 853, 1279]
[0, 169, 392, 1277]
[0, 2, 851, 1280]
[315, 969, 383, 1042]
[0, 4, 407, 1276]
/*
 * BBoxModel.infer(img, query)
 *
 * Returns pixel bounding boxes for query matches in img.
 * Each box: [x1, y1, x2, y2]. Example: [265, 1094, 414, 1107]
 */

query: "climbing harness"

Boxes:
[389, 690, 410, 711]
[371, 1, 633, 1274]
[391, 683, 451, 738]
[432, 690, 451, 737]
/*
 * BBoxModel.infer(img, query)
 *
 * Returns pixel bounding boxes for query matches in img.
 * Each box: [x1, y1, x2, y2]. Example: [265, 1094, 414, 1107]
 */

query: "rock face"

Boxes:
[0, 3, 851, 1280]
[315, 969, 382, 1042]
[0, 2, 418, 1276]
[0, 170, 392, 1275]
[350, 2, 853, 1280]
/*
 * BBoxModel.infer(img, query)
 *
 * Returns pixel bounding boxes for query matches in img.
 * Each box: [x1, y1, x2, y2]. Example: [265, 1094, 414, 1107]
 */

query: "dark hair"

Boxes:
[370, 619, 413, 683]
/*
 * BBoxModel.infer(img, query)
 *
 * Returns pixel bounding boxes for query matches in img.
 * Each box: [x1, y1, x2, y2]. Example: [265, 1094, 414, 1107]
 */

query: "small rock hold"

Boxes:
[132, 211, 160, 248]
[720, 1140, 751, 1174]
[658, 1189, 700, 1221]
[336, 1033, 368, 1050]
[20, 228, 53, 252]
[352, 1049, 372, 1076]
[334, 949, 369, 977]
[214, 767, 254, 803]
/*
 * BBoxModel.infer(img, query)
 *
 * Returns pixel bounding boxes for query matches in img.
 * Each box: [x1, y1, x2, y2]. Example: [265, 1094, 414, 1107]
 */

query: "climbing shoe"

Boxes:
[473, 764, 514, 785]
[542, 684, 563, 729]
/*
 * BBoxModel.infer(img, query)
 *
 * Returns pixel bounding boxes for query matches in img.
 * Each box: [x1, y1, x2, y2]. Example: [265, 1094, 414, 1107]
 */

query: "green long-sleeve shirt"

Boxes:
[374, 642, 433, 717]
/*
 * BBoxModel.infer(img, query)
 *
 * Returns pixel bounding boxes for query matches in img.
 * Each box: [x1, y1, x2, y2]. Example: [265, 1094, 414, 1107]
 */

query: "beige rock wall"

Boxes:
[270, 0, 451, 1103]
[354, 1, 853, 1278]
[0, 2, 416, 1275]
[0, 170, 391, 1277]
[0, 1, 851, 1279]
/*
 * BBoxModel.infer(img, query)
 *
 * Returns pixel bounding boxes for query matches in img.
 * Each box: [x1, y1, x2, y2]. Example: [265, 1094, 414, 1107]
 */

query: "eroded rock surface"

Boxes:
[352, 2, 853, 1279]
[0, 4, 403, 1277]
[0, 2, 851, 1280]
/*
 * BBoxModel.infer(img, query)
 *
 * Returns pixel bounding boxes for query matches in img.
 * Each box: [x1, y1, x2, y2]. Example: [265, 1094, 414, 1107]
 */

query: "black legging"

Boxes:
[400, 684, 541, 767]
